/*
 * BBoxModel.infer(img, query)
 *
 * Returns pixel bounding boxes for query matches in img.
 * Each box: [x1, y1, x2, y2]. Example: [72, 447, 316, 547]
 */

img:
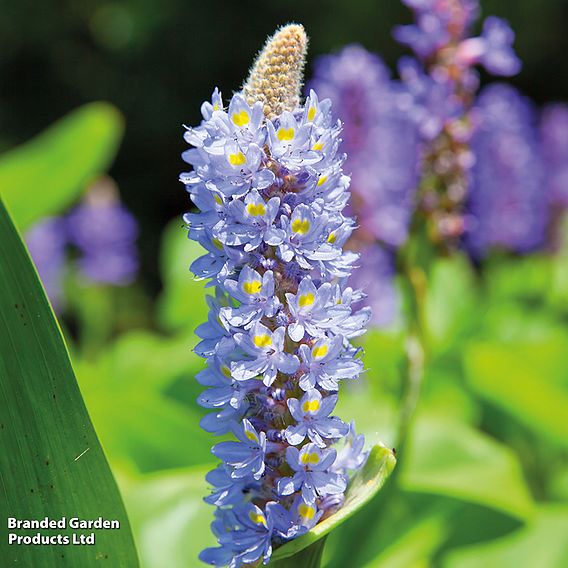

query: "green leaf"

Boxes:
[443, 505, 568, 568]
[464, 341, 568, 448]
[75, 336, 212, 473]
[360, 505, 452, 568]
[424, 254, 479, 351]
[0, 199, 138, 565]
[157, 218, 209, 333]
[270, 445, 396, 563]
[118, 466, 216, 568]
[399, 417, 534, 520]
[0, 103, 124, 230]
[485, 254, 553, 305]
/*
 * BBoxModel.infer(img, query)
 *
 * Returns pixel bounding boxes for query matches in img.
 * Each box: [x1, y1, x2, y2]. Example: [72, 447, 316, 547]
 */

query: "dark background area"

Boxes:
[2, 0, 567, 294]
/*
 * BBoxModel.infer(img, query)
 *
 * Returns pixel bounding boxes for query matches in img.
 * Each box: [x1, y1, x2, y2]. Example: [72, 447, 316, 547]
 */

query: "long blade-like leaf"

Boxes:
[0, 199, 138, 566]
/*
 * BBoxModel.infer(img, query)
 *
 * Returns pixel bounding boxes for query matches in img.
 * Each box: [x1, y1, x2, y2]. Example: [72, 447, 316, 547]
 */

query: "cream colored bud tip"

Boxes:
[242, 23, 308, 120]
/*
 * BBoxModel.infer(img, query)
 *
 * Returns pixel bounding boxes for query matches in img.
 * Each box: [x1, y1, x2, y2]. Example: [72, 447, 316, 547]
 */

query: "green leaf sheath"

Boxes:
[0, 103, 124, 230]
[0, 199, 138, 567]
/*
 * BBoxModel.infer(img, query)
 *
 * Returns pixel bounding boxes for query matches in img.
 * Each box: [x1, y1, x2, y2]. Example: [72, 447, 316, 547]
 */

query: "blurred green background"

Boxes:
[2, 1, 568, 567]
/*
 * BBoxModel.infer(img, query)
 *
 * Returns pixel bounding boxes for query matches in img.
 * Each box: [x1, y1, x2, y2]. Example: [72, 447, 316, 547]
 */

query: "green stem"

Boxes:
[397, 332, 425, 450]
[396, 245, 429, 457]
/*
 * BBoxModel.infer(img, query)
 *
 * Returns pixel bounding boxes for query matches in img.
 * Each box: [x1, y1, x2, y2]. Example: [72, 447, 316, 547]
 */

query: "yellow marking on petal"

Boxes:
[221, 365, 232, 378]
[277, 127, 295, 141]
[300, 452, 320, 465]
[298, 503, 316, 520]
[232, 110, 250, 127]
[298, 293, 315, 307]
[214, 194, 223, 205]
[247, 203, 266, 217]
[312, 344, 328, 359]
[327, 231, 337, 244]
[243, 280, 262, 295]
[312, 141, 323, 151]
[213, 103, 220, 111]
[292, 219, 310, 235]
[308, 106, 316, 122]
[253, 334, 272, 348]
[229, 152, 246, 166]
[302, 399, 320, 413]
[212, 238, 224, 250]
[245, 430, 259, 443]
[317, 175, 328, 187]
[249, 511, 267, 526]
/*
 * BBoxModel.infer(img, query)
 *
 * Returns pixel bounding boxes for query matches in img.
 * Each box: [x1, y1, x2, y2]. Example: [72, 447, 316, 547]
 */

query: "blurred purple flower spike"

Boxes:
[541, 104, 568, 209]
[67, 178, 139, 285]
[467, 84, 547, 256]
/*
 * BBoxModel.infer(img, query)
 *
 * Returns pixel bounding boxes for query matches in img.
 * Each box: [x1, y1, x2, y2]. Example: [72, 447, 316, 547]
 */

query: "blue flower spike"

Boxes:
[181, 24, 394, 567]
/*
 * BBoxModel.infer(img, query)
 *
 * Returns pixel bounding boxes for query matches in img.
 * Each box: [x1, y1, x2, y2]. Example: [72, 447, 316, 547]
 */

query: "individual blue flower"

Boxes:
[195, 294, 235, 357]
[204, 466, 260, 507]
[221, 267, 279, 328]
[232, 323, 299, 386]
[290, 495, 324, 534]
[211, 419, 266, 480]
[277, 203, 337, 268]
[298, 337, 363, 391]
[277, 443, 347, 503]
[285, 277, 333, 341]
[216, 191, 282, 250]
[333, 421, 370, 473]
[284, 389, 348, 447]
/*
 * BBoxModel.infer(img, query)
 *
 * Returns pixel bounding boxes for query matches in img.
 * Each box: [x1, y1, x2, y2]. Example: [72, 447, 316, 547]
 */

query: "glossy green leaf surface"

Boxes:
[0, 103, 123, 230]
[0, 200, 138, 565]
[400, 417, 534, 520]
[270, 445, 396, 562]
[465, 341, 568, 448]
[443, 505, 568, 568]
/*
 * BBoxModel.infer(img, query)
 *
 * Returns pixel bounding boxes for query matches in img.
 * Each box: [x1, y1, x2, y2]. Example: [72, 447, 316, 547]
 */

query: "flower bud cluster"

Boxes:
[181, 87, 370, 566]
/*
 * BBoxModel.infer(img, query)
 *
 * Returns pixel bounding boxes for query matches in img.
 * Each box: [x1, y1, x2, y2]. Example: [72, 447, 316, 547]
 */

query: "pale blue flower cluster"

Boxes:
[181, 88, 370, 566]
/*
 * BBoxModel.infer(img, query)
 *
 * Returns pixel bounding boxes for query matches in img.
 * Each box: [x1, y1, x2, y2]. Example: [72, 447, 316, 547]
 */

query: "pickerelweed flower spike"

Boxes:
[394, 0, 522, 248]
[181, 24, 371, 567]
